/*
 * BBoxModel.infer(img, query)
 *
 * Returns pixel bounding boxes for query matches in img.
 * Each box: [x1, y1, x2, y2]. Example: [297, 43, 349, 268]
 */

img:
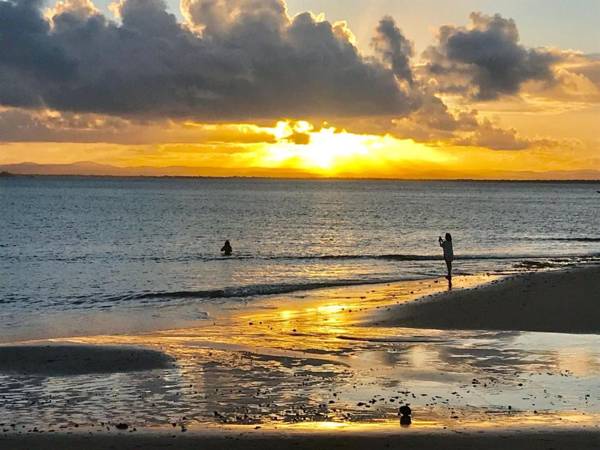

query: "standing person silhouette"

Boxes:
[221, 240, 232, 256]
[438, 233, 453, 282]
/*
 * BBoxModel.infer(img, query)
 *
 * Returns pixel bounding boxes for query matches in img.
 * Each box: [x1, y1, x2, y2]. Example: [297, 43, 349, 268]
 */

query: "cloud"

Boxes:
[0, 0, 78, 107]
[0, 0, 417, 120]
[0, 104, 546, 152]
[0, 108, 279, 144]
[333, 97, 552, 151]
[46, 0, 98, 21]
[423, 12, 562, 100]
[453, 119, 532, 150]
[372, 16, 414, 84]
[180, 0, 287, 36]
[531, 53, 600, 103]
[0, 3, 574, 154]
[572, 54, 600, 87]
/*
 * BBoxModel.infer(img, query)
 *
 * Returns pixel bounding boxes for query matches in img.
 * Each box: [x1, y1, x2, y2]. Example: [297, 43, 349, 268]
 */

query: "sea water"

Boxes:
[1, 177, 599, 337]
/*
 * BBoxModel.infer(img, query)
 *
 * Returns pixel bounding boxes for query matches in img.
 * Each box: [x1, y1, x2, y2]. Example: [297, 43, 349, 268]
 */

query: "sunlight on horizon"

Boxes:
[258, 121, 453, 176]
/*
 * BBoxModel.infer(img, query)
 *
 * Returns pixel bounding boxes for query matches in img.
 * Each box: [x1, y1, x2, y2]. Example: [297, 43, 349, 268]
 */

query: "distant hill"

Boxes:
[0, 161, 599, 180]
[0, 161, 314, 178]
[0, 162, 134, 176]
[0, 171, 16, 177]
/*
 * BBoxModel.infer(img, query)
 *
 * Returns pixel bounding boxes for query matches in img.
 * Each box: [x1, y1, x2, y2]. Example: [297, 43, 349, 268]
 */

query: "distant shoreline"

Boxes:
[2, 172, 600, 183]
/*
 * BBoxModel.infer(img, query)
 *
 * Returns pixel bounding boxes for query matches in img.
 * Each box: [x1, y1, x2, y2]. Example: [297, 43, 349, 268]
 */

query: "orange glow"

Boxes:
[1, 118, 597, 179]
[255, 121, 454, 176]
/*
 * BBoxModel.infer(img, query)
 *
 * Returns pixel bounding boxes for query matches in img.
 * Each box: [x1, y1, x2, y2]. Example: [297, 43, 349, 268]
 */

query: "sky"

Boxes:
[0, 0, 599, 179]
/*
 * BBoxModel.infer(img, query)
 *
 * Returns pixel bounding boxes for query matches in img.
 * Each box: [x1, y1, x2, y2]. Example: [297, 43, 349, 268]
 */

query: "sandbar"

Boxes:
[374, 265, 600, 334]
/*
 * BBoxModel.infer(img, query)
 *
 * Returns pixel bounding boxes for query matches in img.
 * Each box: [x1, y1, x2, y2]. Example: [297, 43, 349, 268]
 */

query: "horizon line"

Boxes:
[2, 172, 600, 183]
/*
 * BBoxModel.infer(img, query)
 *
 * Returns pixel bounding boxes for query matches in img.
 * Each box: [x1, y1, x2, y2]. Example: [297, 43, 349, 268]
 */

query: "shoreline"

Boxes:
[0, 272, 491, 344]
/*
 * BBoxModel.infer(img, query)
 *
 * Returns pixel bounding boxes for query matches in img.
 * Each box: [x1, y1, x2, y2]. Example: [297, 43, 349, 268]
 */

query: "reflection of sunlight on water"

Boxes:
[307, 421, 350, 430]
[278, 419, 441, 432]
[280, 310, 295, 321]
[408, 345, 438, 370]
[263, 410, 600, 432]
[556, 347, 600, 377]
[316, 305, 347, 315]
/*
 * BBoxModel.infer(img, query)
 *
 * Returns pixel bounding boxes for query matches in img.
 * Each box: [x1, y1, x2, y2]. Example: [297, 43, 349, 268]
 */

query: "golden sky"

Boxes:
[0, 0, 598, 179]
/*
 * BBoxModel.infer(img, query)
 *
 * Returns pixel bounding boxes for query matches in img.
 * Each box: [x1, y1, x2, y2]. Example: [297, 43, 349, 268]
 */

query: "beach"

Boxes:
[373, 265, 600, 333]
[2, 0, 599, 445]
[1, 266, 600, 448]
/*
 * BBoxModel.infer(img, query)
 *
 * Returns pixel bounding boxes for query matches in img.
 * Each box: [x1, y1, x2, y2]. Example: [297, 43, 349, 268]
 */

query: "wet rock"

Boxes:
[115, 423, 129, 430]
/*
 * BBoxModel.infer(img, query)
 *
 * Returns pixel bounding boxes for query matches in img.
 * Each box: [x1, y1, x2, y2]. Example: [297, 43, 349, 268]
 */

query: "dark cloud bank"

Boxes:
[0, 0, 418, 119]
[1, 0, 565, 118]
[0, 0, 578, 150]
[424, 12, 561, 100]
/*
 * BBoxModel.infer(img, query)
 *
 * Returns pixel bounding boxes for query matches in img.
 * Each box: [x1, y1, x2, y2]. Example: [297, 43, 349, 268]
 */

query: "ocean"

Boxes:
[2, 177, 599, 337]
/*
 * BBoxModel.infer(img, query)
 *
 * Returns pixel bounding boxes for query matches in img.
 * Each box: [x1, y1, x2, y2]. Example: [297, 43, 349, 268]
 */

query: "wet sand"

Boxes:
[2, 269, 600, 448]
[3, 427, 600, 450]
[0, 344, 174, 375]
[375, 265, 600, 333]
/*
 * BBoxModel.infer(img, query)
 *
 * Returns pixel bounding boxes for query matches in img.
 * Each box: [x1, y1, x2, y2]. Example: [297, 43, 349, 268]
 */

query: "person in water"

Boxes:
[438, 233, 453, 280]
[221, 240, 232, 256]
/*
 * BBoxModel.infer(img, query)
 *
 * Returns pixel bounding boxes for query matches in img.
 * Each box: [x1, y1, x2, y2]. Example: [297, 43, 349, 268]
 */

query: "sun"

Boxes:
[261, 122, 373, 174]
[299, 128, 372, 171]
[257, 120, 453, 176]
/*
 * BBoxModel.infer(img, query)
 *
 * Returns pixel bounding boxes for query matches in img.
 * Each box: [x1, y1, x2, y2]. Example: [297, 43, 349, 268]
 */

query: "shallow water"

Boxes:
[2, 277, 599, 431]
[2, 177, 600, 339]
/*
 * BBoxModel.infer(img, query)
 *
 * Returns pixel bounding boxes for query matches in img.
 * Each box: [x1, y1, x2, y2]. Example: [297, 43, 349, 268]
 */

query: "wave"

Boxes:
[550, 237, 600, 242]
[83, 277, 415, 305]
[5, 252, 600, 264]
[516, 237, 600, 243]
[69, 253, 600, 305]
[145, 252, 600, 263]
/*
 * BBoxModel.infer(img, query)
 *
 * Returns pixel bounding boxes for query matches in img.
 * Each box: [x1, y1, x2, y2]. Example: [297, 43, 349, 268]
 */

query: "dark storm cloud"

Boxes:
[0, 0, 418, 120]
[372, 16, 413, 84]
[0, 0, 77, 106]
[0, 2, 567, 152]
[424, 12, 562, 100]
